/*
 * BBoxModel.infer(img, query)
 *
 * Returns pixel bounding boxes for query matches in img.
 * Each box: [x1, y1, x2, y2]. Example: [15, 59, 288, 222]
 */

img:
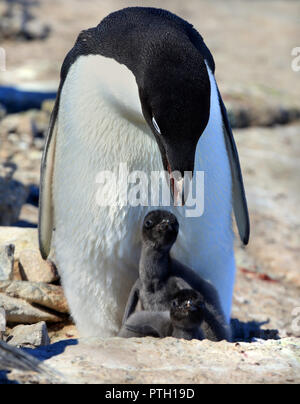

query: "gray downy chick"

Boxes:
[119, 289, 205, 340]
[122, 210, 232, 342]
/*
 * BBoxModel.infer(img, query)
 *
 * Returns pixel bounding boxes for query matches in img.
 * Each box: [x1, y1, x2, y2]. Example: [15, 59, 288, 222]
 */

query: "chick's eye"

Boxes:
[172, 300, 177, 308]
[152, 117, 161, 135]
[145, 220, 153, 229]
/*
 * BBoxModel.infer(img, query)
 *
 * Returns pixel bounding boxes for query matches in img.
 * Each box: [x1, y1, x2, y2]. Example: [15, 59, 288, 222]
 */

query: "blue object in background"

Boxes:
[0, 86, 57, 113]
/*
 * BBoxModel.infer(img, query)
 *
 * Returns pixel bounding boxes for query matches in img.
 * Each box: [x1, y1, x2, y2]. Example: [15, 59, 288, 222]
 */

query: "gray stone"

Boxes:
[0, 244, 14, 281]
[7, 322, 50, 348]
[0, 109, 49, 140]
[0, 281, 69, 314]
[0, 104, 6, 121]
[0, 307, 6, 341]
[0, 163, 28, 226]
[0, 0, 51, 42]
[24, 19, 51, 41]
[227, 100, 300, 129]
[0, 293, 63, 324]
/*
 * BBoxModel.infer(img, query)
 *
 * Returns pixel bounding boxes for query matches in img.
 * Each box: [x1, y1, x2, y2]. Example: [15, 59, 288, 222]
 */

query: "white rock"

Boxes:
[0, 244, 14, 281]
[7, 322, 50, 348]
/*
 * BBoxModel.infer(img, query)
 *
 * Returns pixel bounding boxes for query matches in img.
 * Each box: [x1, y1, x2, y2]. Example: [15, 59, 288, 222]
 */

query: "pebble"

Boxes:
[0, 1, 51, 42]
[7, 322, 50, 348]
[19, 249, 59, 284]
[0, 244, 14, 281]
[0, 163, 28, 226]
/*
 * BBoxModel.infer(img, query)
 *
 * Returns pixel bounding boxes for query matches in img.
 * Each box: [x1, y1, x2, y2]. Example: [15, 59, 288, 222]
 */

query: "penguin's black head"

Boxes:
[138, 37, 210, 201]
[170, 289, 205, 329]
[96, 8, 212, 202]
[142, 210, 179, 250]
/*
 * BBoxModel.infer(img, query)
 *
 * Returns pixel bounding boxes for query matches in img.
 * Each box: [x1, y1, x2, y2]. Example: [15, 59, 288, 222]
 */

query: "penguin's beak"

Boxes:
[139, 95, 197, 204]
[166, 161, 184, 206]
[164, 147, 195, 206]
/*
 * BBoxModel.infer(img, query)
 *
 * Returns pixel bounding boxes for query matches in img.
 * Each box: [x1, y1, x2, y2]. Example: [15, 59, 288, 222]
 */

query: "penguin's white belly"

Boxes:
[52, 55, 235, 337]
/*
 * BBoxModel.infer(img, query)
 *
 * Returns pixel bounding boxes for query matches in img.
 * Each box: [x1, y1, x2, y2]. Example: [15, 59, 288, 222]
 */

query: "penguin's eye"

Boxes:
[152, 117, 161, 135]
[186, 300, 192, 308]
[145, 220, 154, 229]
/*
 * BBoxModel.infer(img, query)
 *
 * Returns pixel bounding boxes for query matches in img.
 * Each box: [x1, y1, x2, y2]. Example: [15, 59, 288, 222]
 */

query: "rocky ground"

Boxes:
[0, 0, 50, 42]
[0, 337, 299, 384]
[0, 0, 299, 384]
[1, 0, 299, 119]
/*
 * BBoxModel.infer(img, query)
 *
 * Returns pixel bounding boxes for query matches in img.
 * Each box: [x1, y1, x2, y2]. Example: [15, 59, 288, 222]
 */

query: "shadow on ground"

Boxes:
[231, 319, 280, 342]
[0, 339, 77, 384]
[23, 339, 78, 361]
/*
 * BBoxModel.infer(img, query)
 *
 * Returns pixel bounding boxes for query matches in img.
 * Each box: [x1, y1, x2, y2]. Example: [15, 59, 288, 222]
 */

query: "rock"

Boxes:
[0, 0, 51, 42]
[12, 260, 22, 281]
[5, 337, 300, 384]
[227, 99, 300, 129]
[0, 107, 50, 136]
[0, 163, 28, 226]
[0, 307, 6, 341]
[23, 19, 51, 41]
[7, 322, 50, 348]
[42, 99, 55, 115]
[16, 204, 38, 228]
[0, 244, 14, 281]
[19, 249, 58, 283]
[0, 104, 6, 121]
[0, 6, 23, 40]
[0, 281, 69, 314]
[0, 228, 38, 262]
[0, 294, 63, 324]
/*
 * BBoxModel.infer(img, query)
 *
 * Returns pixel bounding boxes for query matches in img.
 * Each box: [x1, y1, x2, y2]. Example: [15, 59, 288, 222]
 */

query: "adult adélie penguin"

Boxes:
[39, 7, 250, 337]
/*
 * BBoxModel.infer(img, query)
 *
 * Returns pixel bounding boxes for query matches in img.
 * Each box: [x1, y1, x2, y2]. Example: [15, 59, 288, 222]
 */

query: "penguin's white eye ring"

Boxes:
[152, 117, 161, 135]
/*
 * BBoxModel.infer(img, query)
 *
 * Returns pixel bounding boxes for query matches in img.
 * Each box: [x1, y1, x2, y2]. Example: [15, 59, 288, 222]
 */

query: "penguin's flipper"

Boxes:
[38, 99, 59, 259]
[218, 90, 250, 245]
[122, 279, 141, 325]
[125, 324, 161, 338]
[120, 312, 171, 338]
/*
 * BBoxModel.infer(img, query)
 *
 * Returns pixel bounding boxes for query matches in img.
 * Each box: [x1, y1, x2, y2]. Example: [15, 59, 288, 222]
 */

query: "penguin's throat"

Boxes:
[172, 318, 201, 332]
[139, 247, 171, 283]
